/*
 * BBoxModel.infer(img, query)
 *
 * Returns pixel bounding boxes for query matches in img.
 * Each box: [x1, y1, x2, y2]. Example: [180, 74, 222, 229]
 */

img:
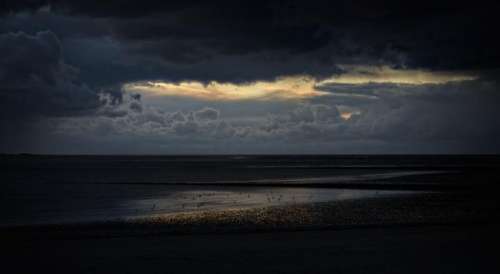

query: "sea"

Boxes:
[1, 155, 499, 226]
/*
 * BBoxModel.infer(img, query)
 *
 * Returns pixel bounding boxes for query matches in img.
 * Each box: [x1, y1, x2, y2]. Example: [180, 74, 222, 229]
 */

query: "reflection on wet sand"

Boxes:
[126, 188, 415, 220]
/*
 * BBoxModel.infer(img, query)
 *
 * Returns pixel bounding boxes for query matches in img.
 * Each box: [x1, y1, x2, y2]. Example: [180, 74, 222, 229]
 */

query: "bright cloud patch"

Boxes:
[123, 66, 478, 102]
[123, 76, 328, 101]
[317, 65, 477, 86]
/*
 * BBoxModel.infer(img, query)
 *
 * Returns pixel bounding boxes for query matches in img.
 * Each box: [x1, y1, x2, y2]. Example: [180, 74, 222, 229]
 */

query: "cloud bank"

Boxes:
[1, 1, 500, 153]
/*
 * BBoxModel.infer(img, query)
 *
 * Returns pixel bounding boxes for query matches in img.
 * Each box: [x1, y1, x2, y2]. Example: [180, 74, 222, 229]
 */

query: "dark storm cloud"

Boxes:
[0, 30, 126, 151]
[0, 9, 338, 85]
[0, 11, 109, 39]
[0, 31, 106, 118]
[4, 0, 500, 84]
[62, 1, 500, 70]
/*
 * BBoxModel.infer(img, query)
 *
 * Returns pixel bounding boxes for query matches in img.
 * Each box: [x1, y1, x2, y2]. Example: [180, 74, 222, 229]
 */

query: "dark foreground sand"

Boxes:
[2, 192, 500, 274]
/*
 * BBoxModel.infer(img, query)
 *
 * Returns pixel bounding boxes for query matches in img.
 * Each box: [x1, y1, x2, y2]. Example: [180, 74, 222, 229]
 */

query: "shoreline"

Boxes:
[3, 190, 499, 274]
[3, 191, 498, 238]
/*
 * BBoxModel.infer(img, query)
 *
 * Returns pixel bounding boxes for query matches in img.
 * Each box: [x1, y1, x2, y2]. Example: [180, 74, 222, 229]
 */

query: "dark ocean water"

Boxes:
[1, 155, 499, 226]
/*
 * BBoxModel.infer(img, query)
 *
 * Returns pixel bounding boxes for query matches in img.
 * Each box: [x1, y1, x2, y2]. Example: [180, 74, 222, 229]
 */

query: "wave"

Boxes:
[79, 170, 474, 191]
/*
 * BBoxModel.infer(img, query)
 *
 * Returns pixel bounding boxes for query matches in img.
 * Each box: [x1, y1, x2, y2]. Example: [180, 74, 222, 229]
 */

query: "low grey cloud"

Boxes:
[194, 107, 219, 122]
[44, 77, 500, 153]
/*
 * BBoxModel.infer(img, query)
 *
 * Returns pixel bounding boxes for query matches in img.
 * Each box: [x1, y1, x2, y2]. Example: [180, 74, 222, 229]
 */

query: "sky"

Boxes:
[1, 0, 500, 154]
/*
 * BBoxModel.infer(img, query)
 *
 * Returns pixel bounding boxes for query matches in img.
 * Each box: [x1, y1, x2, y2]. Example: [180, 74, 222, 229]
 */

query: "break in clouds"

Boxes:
[1, 1, 500, 153]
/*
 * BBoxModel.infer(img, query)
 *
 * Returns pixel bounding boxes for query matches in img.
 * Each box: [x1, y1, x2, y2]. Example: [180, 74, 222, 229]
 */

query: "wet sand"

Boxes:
[2, 191, 499, 274]
[3, 224, 499, 274]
